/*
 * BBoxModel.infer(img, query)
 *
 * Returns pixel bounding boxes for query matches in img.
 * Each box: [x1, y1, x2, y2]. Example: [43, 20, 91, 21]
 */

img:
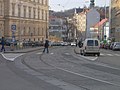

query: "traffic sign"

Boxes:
[11, 25, 16, 31]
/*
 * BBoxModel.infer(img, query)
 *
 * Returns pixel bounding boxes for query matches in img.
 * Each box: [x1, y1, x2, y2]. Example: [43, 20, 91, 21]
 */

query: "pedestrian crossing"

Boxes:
[100, 53, 120, 57]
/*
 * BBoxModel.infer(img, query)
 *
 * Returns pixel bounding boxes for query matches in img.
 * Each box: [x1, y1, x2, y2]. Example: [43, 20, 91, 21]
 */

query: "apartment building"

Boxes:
[49, 16, 67, 41]
[1, 0, 49, 42]
[110, 0, 120, 41]
[73, 8, 100, 40]
[73, 10, 87, 40]
[0, 0, 4, 37]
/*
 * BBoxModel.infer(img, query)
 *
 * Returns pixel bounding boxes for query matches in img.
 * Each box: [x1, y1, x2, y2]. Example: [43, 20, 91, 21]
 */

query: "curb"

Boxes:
[4, 47, 43, 53]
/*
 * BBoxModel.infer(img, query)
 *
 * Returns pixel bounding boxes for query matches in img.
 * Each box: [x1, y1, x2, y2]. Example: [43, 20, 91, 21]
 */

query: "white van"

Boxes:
[80, 38, 100, 56]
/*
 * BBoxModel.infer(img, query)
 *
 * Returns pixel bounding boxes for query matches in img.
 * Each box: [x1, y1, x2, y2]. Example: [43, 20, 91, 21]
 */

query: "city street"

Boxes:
[0, 46, 120, 90]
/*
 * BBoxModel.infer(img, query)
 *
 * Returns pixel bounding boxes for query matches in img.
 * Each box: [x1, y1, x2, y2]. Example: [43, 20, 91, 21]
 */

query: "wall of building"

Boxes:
[0, 0, 4, 37]
[49, 17, 67, 41]
[2, 0, 49, 42]
[111, 0, 120, 41]
[86, 8, 100, 38]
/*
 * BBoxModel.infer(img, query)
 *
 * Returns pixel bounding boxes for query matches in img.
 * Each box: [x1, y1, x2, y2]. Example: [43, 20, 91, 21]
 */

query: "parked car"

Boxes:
[109, 42, 114, 50]
[112, 42, 120, 50]
[5, 39, 17, 46]
[80, 38, 100, 56]
[70, 42, 76, 46]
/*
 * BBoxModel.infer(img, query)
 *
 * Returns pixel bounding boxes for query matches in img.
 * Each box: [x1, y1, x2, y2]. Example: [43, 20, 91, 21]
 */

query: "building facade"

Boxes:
[73, 10, 87, 40]
[1, 0, 49, 42]
[110, 0, 120, 41]
[73, 8, 100, 40]
[49, 16, 67, 42]
[0, 0, 4, 37]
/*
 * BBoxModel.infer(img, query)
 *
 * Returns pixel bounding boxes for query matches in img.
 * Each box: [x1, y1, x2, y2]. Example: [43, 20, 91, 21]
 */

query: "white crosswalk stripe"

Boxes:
[107, 54, 114, 56]
[100, 53, 120, 57]
[100, 53, 105, 56]
[114, 54, 120, 56]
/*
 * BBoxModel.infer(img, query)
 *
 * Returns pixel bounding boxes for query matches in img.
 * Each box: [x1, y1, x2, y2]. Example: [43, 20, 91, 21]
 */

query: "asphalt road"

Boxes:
[1, 46, 120, 90]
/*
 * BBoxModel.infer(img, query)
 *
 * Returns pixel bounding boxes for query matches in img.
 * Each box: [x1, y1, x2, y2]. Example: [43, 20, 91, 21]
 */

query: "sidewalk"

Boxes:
[3, 46, 43, 53]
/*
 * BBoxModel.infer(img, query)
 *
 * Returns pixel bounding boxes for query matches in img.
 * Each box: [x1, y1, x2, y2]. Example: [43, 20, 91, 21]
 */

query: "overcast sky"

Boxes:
[49, 0, 110, 11]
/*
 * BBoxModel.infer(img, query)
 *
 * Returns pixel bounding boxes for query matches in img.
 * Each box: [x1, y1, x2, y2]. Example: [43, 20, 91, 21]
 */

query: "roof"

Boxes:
[94, 18, 108, 27]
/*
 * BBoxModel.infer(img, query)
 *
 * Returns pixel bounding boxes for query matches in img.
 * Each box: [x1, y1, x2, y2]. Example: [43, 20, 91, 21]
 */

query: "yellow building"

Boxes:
[111, 0, 120, 41]
[1, 0, 49, 42]
[73, 10, 87, 39]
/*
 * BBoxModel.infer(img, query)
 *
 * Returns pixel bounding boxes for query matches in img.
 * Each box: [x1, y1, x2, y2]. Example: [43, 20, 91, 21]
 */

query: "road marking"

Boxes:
[114, 54, 120, 56]
[79, 55, 98, 61]
[107, 54, 114, 56]
[100, 53, 105, 56]
[100, 53, 120, 57]
[50, 53, 54, 55]
[36, 52, 42, 54]
[1, 53, 24, 61]
[65, 53, 70, 55]
[48, 62, 120, 87]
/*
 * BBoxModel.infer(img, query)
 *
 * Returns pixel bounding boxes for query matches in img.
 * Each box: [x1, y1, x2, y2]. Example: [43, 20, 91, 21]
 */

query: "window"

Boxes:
[23, 6, 27, 18]
[95, 40, 98, 46]
[12, 3, 15, 16]
[87, 40, 94, 46]
[18, 4, 21, 17]
[33, 8, 36, 19]
[29, 7, 32, 18]
[42, 9, 44, 20]
[38, 8, 40, 19]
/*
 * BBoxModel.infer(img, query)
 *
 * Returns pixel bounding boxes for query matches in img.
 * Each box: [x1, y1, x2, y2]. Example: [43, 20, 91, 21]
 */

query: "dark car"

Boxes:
[5, 39, 17, 46]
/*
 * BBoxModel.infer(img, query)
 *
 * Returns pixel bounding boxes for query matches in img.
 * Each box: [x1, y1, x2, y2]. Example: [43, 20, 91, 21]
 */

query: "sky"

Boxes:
[49, 0, 110, 11]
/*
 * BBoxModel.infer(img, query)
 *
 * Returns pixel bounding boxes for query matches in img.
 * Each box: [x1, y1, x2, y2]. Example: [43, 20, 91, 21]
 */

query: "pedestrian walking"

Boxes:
[43, 40, 49, 53]
[1, 37, 5, 52]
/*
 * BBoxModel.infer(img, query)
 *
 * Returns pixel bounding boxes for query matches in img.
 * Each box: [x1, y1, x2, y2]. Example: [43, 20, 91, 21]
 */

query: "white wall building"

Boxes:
[86, 8, 100, 38]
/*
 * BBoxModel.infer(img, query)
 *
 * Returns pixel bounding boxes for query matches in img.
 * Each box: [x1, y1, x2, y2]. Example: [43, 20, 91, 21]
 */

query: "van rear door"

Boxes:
[86, 40, 99, 51]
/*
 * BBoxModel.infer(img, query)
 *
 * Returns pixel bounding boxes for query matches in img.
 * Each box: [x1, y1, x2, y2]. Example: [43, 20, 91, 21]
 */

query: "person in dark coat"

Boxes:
[1, 37, 5, 52]
[43, 40, 49, 53]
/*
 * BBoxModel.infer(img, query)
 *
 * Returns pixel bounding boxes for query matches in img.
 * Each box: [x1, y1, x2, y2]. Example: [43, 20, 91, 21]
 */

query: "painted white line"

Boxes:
[100, 53, 105, 56]
[1, 53, 24, 61]
[79, 55, 98, 61]
[107, 54, 113, 56]
[114, 54, 120, 56]
[47, 62, 120, 87]
[57, 67, 120, 87]
[50, 53, 54, 55]
[36, 52, 42, 55]
[95, 62, 120, 71]
[65, 53, 70, 55]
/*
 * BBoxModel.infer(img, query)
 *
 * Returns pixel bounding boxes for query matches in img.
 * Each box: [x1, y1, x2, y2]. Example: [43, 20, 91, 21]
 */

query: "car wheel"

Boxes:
[83, 51, 86, 56]
[80, 50, 83, 55]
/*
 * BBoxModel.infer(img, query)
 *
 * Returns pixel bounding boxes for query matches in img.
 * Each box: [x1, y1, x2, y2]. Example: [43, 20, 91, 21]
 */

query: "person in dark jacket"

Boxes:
[1, 37, 5, 52]
[43, 40, 49, 53]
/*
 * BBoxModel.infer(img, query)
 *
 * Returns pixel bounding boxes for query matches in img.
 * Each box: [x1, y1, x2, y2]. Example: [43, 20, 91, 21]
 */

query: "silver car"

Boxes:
[112, 42, 120, 50]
